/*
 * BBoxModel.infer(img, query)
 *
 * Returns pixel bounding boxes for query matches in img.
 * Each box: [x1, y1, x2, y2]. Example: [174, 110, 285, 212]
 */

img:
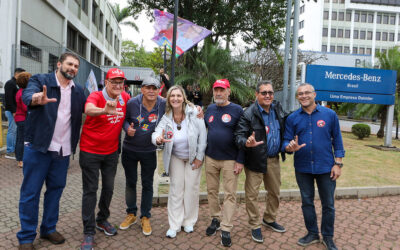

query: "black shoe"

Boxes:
[297, 233, 320, 246]
[251, 228, 263, 243]
[220, 230, 232, 247]
[322, 236, 338, 250]
[161, 172, 169, 177]
[96, 220, 117, 236]
[262, 219, 286, 233]
[206, 218, 220, 236]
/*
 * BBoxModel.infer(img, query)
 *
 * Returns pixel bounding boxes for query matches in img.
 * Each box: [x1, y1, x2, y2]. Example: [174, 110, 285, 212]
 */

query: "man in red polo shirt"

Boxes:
[79, 68, 131, 250]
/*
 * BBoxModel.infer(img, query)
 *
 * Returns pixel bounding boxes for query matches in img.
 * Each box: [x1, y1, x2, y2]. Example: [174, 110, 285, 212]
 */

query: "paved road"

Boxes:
[0, 156, 399, 249]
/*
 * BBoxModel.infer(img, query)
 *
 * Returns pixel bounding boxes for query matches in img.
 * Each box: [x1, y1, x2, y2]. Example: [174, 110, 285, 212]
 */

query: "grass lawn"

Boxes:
[157, 132, 400, 194]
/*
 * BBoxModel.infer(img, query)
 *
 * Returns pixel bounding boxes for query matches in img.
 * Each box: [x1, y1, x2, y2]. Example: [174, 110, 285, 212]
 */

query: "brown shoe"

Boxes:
[18, 243, 34, 250]
[40, 231, 65, 244]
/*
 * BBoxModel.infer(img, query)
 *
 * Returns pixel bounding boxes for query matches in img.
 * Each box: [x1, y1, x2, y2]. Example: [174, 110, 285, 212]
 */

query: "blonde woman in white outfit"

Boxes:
[152, 85, 207, 238]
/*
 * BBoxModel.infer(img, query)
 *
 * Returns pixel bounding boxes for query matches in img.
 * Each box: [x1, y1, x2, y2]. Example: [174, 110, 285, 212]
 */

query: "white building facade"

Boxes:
[298, 0, 400, 65]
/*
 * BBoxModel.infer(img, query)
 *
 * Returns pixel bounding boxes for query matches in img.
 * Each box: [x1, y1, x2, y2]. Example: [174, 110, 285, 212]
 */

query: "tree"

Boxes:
[111, 3, 139, 32]
[121, 40, 164, 73]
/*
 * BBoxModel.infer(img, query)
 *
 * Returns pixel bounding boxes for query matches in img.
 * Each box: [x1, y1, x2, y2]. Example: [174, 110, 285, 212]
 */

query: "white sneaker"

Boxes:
[166, 228, 177, 238]
[183, 226, 193, 233]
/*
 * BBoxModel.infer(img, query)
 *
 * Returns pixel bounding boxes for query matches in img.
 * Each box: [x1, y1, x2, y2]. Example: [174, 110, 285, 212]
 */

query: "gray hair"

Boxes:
[296, 83, 315, 96]
[256, 80, 273, 92]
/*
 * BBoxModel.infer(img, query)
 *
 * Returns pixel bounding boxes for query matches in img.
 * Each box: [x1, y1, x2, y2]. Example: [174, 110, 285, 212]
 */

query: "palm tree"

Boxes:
[111, 3, 138, 32]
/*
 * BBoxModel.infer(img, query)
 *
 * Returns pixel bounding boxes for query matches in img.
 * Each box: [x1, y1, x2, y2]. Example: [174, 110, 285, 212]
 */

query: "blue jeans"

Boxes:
[17, 145, 70, 244]
[15, 121, 25, 161]
[5, 110, 16, 153]
[122, 149, 157, 218]
[295, 171, 336, 237]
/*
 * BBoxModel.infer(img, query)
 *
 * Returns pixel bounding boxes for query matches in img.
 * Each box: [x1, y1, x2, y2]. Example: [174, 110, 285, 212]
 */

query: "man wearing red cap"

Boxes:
[79, 68, 130, 249]
[204, 79, 244, 247]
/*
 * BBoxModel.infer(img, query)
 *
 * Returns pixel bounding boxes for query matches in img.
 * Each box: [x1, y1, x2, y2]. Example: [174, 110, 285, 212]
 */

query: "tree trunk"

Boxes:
[396, 116, 399, 139]
[377, 106, 387, 138]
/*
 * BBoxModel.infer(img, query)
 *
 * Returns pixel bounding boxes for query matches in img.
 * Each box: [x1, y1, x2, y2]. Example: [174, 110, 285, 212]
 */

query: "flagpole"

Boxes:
[170, 0, 178, 85]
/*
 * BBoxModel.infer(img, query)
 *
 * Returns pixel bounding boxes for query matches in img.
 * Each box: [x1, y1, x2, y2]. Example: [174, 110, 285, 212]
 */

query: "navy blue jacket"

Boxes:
[22, 72, 86, 154]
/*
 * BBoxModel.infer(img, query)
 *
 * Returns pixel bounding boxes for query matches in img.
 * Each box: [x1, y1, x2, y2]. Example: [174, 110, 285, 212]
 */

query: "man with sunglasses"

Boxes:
[235, 80, 287, 243]
[79, 68, 130, 249]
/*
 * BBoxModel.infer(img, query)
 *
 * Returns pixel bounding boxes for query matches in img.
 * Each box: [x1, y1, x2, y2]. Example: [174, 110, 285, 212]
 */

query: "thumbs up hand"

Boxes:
[127, 123, 136, 137]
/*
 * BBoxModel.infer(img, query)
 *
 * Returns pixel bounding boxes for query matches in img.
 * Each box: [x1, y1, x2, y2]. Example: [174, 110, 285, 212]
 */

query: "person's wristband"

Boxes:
[334, 162, 343, 168]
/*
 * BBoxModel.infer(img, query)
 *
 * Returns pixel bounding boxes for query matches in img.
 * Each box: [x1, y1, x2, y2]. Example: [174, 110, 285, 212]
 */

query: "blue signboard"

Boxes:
[306, 65, 396, 105]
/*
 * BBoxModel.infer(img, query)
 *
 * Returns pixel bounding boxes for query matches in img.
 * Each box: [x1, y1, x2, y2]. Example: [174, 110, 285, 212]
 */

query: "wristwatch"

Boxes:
[334, 162, 343, 168]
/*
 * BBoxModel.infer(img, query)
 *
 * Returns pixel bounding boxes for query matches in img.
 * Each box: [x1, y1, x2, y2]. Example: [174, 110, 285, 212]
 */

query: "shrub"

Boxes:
[351, 123, 371, 139]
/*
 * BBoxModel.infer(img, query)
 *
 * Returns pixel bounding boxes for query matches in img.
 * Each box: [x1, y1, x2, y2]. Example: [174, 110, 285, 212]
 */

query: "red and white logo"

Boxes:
[148, 114, 158, 123]
[166, 131, 174, 139]
[221, 114, 231, 123]
[208, 115, 214, 123]
[265, 126, 270, 134]
[317, 120, 326, 127]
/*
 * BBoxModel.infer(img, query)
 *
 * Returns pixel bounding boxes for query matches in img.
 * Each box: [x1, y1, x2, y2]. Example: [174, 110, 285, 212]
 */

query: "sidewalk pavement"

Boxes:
[0, 156, 399, 249]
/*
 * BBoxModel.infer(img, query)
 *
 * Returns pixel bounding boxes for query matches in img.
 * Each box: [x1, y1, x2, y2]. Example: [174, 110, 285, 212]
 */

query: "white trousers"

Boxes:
[168, 154, 202, 231]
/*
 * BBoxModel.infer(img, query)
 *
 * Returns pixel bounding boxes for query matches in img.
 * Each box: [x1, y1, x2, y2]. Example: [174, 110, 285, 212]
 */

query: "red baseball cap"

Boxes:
[106, 68, 126, 80]
[213, 79, 230, 89]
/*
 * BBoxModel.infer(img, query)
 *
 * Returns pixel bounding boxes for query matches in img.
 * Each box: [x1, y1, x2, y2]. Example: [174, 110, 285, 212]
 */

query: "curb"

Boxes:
[153, 186, 400, 206]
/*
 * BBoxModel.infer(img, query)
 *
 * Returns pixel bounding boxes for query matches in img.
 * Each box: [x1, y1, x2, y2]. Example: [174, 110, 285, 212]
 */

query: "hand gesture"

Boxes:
[127, 123, 136, 137]
[31, 85, 57, 105]
[245, 132, 264, 147]
[330, 164, 342, 180]
[156, 129, 172, 145]
[196, 106, 204, 118]
[103, 100, 124, 116]
[285, 135, 306, 152]
[234, 162, 244, 175]
[191, 159, 203, 170]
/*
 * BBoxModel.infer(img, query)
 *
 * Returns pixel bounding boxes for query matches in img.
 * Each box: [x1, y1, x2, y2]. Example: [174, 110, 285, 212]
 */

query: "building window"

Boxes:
[361, 13, 367, 22]
[92, 2, 98, 25]
[398, 33, 400, 41]
[339, 12, 344, 21]
[324, 0, 329, 3]
[337, 46, 343, 53]
[333, 0, 338, 3]
[81, 0, 88, 14]
[338, 29, 343, 38]
[376, 31, 381, 40]
[390, 16, 396, 25]
[382, 49, 387, 54]
[331, 28, 336, 37]
[359, 47, 365, 54]
[96, 51, 102, 65]
[323, 28, 328, 37]
[367, 31, 373, 40]
[300, 5, 305, 14]
[377, 15, 382, 24]
[353, 30, 359, 39]
[366, 48, 372, 55]
[99, 13, 104, 32]
[322, 45, 327, 52]
[330, 45, 335, 53]
[20, 41, 42, 62]
[90, 46, 96, 63]
[340, 0, 345, 3]
[353, 47, 358, 54]
[346, 12, 351, 21]
[299, 35, 304, 41]
[67, 25, 77, 51]
[345, 29, 350, 38]
[324, 11, 329, 20]
[299, 20, 304, 29]
[78, 35, 86, 57]
[48, 53, 58, 73]
[383, 15, 389, 24]
[368, 14, 374, 23]
[382, 32, 388, 41]
[389, 33, 395, 41]
[354, 12, 360, 22]
[360, 30, 366, 39]
[344, 46, 350, 53]
[332, 11, 337, 20]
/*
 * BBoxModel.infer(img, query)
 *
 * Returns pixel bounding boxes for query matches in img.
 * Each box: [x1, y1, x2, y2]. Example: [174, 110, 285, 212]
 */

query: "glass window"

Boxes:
[353, 47, 358, 54]
[376, 31, 381, 40]
[339, 12, 344, 21]
[299, 20, 304, 29]
[332, 11, 337, 20]
[368, 14, 374, 23]
[398, 33, 400, 41]
[344, 46, 350, 53]
[345, 29, 351, 38]
[390, 16, 396, 25]
[366, 48, 372, 55]
[367, 31, 373, 40]
[20, 41, 42, 62]
[353, 30, 359, 39]
[48, 53, 58, 73]
[389, 33, 395, 41]
[337, 46, 343, 53]
[322, 45, 327, 52]
[300, 5, 305, 14]
[323, 28, 328, 37]
[340, 0, 345, 3]
[382, 32, 388, 41]
[383, 15, 389, 24]
[382, 49, 386, 54]
[354, 13, 360, 22]
[359, 47, 365, 54]
[346, 12, 351, 21]
[375, 48, 380, 55]
[331, 28, 336, 37]
[338, 29, 343, 37]
[330, 45, 335, 52]
[324, 0, 329, 2]
[324, 11, 329, 20]
[99, 13, 103, 32]
[361, 13, 367, 22]
[333, 0, 338, 3]
[360, 30, 366, 39]
[377, 15, 382, 24]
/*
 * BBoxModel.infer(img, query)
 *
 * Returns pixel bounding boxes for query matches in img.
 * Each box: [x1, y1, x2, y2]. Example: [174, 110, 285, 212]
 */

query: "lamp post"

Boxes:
[170, 0, 179, 85]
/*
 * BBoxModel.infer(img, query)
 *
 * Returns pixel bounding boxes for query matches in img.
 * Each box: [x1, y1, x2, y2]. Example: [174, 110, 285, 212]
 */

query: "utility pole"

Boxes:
[282, 0, 293, 112]
[289, 0, 300, 111]
[170, 0, 179, 85]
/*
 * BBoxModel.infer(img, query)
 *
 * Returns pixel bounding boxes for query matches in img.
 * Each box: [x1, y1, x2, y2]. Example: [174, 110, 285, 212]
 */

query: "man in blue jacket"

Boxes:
[17, 52, 86, 250]
[284, 83, 344, 250]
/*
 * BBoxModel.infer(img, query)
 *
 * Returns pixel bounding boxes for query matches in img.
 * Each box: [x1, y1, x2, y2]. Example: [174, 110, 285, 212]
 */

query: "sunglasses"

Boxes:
[259, 91, 274, 96]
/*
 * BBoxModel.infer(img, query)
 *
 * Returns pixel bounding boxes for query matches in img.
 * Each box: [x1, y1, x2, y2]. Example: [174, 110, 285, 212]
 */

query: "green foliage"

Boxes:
[351, 123, 371, 139]
[111, 3, 139, 31]
[121, 40, 164, 73]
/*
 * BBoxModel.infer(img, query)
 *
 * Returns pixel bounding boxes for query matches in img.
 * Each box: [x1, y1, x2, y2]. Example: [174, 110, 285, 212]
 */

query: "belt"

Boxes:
[268, 155, 279, 159]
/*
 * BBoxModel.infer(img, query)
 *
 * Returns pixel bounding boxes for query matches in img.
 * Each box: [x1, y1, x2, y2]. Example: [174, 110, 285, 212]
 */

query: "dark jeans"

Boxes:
[122, 149, 157, 218]
[15, 121, 25, 161]
[295, 171, 336, 237]
[80, 150, 118, 235]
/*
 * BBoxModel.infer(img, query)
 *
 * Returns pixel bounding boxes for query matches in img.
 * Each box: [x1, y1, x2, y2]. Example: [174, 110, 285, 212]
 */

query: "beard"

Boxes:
[60, 66, 76, 80]
[214, 98, 226, 105]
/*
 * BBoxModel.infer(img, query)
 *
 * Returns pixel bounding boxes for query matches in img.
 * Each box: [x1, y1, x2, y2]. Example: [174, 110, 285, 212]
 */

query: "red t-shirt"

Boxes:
[80, 91, 130, 155]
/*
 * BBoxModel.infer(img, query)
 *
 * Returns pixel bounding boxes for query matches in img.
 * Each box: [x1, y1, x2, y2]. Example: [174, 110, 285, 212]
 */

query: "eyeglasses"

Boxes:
[297, 91, 314, 97]
[107, 80, 124, 86]
[259, 91, 274, 96]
